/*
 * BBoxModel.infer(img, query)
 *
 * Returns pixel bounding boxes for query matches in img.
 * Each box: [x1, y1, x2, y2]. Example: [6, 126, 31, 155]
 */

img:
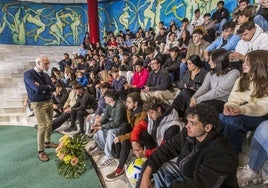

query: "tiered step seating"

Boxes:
[0, 45, 77, 126]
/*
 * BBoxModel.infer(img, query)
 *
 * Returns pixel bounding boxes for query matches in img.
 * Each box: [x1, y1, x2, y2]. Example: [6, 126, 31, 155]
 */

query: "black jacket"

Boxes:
[146, 128, 238, 188]
[162, 55, 182, 82]
[212, 8, 229, 23]
[146, 68, 173, 91]
[71, 91, 96, 112]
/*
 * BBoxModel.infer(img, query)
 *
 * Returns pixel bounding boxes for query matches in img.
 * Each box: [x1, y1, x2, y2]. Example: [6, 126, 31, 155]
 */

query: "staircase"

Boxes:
[0, 44, 78, 126]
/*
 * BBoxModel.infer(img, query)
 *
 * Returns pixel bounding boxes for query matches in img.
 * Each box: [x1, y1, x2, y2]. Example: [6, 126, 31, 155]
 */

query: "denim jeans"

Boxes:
[219, 114, 267, 153]
[249, 120, 268, 172]
[254, 15, 268, 31]
[94, 128, 119, 158]
[214, 19, 227, 34]
[153, 160, 185, 188]
[179, 62, 187, 81]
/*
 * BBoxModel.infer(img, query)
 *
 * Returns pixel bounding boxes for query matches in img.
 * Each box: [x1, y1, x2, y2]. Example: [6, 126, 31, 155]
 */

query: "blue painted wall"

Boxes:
[0, 0, 252, 46]
[0, 0, 88, 45]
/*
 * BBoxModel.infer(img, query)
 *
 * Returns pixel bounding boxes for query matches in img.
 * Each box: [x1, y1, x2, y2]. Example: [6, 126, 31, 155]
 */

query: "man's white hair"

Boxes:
[35, 55, 49, 64]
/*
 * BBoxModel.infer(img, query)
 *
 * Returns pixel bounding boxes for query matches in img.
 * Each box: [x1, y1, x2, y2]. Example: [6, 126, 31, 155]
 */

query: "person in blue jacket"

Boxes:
[23, 55, 58, 162]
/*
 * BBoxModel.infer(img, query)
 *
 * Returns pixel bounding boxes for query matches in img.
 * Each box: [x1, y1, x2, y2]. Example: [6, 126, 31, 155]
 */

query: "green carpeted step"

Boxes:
[0, 126, 101, 188]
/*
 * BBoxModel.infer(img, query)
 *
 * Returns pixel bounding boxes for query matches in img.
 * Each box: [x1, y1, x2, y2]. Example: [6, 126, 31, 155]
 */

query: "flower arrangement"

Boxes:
[55, 134, 89, 179]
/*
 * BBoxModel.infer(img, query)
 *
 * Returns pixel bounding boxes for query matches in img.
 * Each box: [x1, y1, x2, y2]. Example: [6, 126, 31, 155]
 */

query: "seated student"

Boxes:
[232, 0, 256, 22]
[86, 71, 100, 97]
[234, 9, 255, 34]
[119, 52, 133, 84]
[64, 84, 97, 134]
[85, 58, 100, 76]
[76, 55, 88, 74]
[58, 53, 72, 73]
[229, 21, 268, 62]
[89, 89, 127, 168]
[162, 47, 182, 82]
[163, 32, 179, 54]
[178, 18, 194, 37]
[172, 55, 208, 119]
[190, 9, 204, 27]
[62, 65, 76, 89]
[204, 21, 240, 62]
[124, 61, 149, 91]
[76, 71, 88, 87]
[85, 82, 111, 136]
[203, 13, 216, 42]
[155, 27, 167, 54]
[110, 67, 128, 101]
[237, 120, 268, 187]
[178, 29, 191, 56]
[180, 29, 210, 79]
[51, 82, 78, 131]
[143, 47, 165, 68]
[211, 1, 230, 35]
[51, 83, 69, 118]
[254, 0, 268, 31]
[78, 43, 88, 57]
[106, 92, 147, 180]
[190, 48, 240, 113]
[220, 50, 268, 154]
[107, 36, 118, 50]
[99, 54, 114, 71]
[131, 97, 181, 159]
[141, 58, 178, 103]
[138, 103, 238, 188]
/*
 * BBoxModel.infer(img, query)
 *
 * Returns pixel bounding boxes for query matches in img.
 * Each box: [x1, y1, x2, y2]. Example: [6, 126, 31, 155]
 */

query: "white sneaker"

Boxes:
[237, 165, 263, 187]
[98, 155, 115, 168]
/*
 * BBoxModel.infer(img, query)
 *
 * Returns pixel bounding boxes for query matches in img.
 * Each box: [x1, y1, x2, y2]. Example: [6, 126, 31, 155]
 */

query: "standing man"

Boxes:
[24, 55, 58, 162]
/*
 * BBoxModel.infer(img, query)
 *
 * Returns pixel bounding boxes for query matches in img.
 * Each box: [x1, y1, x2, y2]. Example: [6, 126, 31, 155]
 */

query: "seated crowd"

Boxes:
[33, 0, 268, 187]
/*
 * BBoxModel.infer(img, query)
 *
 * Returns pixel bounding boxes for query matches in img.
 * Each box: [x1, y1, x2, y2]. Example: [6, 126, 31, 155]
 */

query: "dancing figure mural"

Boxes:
[47, 10, 70, 45]
[24, 7, 46, 42]
[138, 0, 156, 29]
[4, 8, 26, 44]
[65, 8, 81, 44]
[119, 3, 135, 29]
[155, 0, 166, 27]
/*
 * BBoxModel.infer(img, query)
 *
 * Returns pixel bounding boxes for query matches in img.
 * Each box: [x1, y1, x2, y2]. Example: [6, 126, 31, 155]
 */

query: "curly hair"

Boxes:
[186, 103, 222, 133]
[143, 97, 165, 112]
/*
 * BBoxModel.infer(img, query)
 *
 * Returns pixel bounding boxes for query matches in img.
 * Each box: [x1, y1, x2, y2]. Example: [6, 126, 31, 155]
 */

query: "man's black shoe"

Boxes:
[53, 112, 61, 118]
[64, 127, 76, 132]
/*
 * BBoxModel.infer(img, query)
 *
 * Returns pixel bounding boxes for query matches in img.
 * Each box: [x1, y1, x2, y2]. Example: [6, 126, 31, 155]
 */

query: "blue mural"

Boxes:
[0, 0, 88, 45]
[98, 0, 241, 38]
[0, 0, 255, 46]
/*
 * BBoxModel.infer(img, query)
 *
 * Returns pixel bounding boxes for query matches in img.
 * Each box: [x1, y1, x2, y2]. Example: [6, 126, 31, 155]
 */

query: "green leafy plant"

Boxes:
[55, 134, 89, 179]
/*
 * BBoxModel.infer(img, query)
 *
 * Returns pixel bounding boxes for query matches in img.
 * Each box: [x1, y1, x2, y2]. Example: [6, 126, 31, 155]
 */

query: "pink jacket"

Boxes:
[131, 68, 149, 89]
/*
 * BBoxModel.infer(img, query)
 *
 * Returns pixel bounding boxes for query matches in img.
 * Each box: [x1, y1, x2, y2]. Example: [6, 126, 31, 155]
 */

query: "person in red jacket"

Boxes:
[131, 97, 181, 159]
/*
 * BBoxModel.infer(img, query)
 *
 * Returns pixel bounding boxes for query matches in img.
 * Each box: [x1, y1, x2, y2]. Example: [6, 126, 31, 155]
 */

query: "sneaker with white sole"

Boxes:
[237, 165, 263, 187]
[98, 155, 115, 168]
[89, 146, 103, 156]
[106, 169, 125, 181]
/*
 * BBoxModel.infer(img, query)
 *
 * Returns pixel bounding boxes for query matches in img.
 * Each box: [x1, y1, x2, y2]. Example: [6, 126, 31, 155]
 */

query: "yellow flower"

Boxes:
[70, 157, 79, 166]
[59, 135, 71, 146]
[63, 155, 72, 164]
